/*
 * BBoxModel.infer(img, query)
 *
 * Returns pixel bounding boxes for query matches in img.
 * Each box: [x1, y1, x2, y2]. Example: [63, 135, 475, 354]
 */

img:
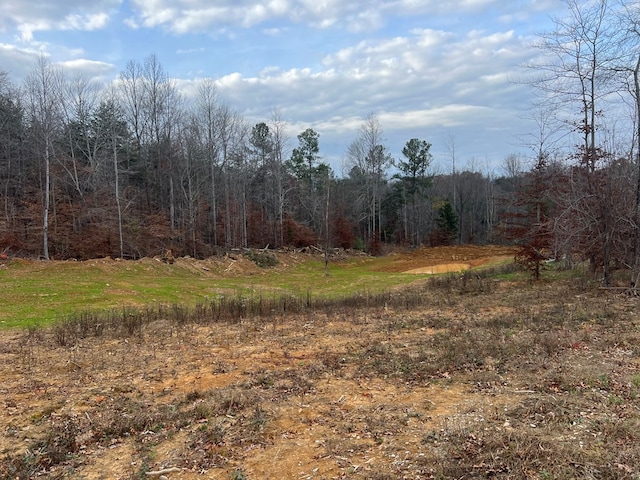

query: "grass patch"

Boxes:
[0, 250, 511, 328]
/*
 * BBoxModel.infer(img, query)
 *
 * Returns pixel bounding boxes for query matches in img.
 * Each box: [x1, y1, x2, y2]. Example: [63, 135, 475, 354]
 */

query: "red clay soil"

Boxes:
[374, 245, 516, 273]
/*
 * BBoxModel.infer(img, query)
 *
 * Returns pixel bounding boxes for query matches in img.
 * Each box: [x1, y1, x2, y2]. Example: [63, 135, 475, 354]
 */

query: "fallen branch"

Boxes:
[145, 467, 182, 477]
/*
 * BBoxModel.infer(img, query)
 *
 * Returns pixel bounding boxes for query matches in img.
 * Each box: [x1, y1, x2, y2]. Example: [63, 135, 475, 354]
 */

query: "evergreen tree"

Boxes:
[436, 200, 458, 245]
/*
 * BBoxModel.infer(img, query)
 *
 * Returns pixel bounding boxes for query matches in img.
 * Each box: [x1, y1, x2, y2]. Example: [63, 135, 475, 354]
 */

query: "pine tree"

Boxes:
[436, 200, 458, 245]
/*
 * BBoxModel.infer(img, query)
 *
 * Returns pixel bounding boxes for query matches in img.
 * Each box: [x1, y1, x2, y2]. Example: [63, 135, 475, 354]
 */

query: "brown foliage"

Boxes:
[332, 213, 356, 249]
[283, 215, 317, 247]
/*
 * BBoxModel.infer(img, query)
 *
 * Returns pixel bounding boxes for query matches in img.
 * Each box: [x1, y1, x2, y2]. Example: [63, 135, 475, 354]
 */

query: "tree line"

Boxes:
[0, 54, 503, 261]
[2, 0, 640, 288]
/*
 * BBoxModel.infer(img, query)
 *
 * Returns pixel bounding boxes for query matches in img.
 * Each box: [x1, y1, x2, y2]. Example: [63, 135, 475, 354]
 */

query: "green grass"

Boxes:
[0, 256, 434, 328]
[275, 258, 425, 296]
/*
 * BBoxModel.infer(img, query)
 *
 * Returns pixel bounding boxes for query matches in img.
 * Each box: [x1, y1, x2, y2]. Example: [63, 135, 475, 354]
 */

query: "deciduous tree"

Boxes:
[24, 55, 63, 260]
[529, 0, 621, 285]
[503, 155, 554, 280]
[346, 114, 393, 249]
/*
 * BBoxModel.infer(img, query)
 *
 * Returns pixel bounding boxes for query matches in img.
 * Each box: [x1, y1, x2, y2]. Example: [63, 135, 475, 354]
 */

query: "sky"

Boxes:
[0, 0, 569, 175]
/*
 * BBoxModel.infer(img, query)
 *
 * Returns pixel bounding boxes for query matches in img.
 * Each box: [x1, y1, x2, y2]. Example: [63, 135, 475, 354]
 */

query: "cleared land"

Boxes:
[0, 245, 514, 328]
[1, 246, 640, 479]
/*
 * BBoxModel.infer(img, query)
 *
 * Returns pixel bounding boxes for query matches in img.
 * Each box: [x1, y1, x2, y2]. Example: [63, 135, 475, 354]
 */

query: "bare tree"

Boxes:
[216, 104, 247, 248]
[618, 1, 640, 288]
[444, 135, 457, 212]
[195, 78, 220, 246]
[632, 36, 640, 288]
[528, 0, 621, 285]
[97, 86, 132, 259]
[58, 74, 104, 198]
[177, 115, 207, 257]
[0, 72, 24, 230]
[531, 0, 618, 166]
[142, 54, 183, 233]
[119, 59, 146, 160]
[24, 55, 63, 260]
[502, 153, 525, 179]
[346, 114, 393, 249]
[269, 110, 289, 247]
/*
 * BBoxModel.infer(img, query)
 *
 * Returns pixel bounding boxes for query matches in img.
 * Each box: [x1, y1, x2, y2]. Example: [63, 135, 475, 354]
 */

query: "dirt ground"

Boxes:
[373, 245, 516, 274]
[12, 246, 638, 479]
[1, 318, 466, 479]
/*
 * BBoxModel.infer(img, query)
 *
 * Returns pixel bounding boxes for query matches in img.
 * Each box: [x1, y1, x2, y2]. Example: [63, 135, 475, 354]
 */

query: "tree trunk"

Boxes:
[631, 54, 640, 289]
[114, 140, 124, 259]
[43, 140, 50, 260]
[324, 177, 330, 276]
[210, 161, 218, 246]
[224, 170, 231, 248]
[169, 175, 175, 233]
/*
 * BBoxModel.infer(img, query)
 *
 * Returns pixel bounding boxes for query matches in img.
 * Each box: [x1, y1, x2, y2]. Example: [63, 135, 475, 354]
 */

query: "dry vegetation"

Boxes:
[1, 248, 640, 479]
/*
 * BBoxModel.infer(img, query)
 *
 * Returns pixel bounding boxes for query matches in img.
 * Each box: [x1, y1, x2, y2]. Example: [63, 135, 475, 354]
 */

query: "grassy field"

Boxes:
[0, 246, 513, 329]
[2, 247, 638, 479]
[0, 255, 359, 328]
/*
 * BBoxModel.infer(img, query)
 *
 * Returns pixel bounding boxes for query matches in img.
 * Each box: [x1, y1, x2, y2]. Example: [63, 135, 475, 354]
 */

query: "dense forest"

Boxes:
[2, 0, 640, 287]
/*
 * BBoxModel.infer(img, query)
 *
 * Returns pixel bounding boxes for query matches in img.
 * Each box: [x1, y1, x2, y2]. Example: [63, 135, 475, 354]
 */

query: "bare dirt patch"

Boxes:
[404, 262, 471, 274]
[0, 309, 509, 479]
[376, 245, 516, 274]
[166, 245, 515, 277]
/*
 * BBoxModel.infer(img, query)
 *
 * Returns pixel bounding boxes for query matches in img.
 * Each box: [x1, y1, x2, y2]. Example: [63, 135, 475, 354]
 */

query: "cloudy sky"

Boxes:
[0, 0, 568, 174]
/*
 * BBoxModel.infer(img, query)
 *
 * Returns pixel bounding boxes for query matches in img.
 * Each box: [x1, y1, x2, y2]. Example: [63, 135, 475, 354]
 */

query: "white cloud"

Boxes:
[176, 47, 206, 55]
[0, 0, 573, 169]
[0, 43, 43, 78]
[172, 20, 542, 168]
[62, 12, 110, 31]
[262, 27, 285, 36]
[130, 0, 295, 33]
[381, 106, 492, 129]
[123, 17, 140, 30]
[0, 1, 120, 41]
[204, 28, 526, 125]
[57, 58, 116, 79]
[124, 0, 527, 34]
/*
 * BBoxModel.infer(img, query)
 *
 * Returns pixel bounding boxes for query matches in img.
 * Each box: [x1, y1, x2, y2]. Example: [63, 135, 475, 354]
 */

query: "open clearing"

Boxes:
[2, 246, 640, 479]
[0, 245, 515, 328]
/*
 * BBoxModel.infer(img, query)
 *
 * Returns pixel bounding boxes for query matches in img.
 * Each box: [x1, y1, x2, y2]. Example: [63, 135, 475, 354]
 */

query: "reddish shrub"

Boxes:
[283, 215, 317, 247]
[332, 214, 356, 249]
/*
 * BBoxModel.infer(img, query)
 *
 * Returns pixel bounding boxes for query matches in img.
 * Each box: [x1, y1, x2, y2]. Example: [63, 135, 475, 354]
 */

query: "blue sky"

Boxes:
[0, 0, 569, 174]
